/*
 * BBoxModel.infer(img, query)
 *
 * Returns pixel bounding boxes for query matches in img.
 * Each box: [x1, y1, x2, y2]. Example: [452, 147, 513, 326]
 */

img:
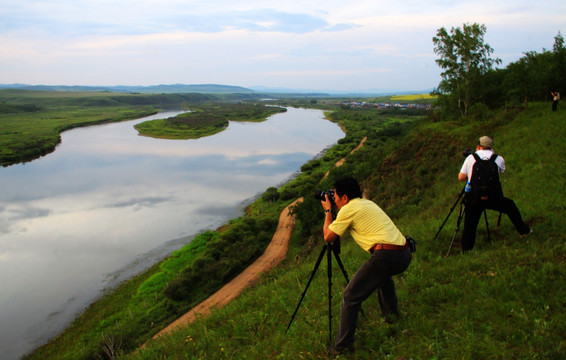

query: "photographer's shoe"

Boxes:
[520, 229, 534, 239]
[382, 310, 400, 324]
[327, 345, 354, 357]
[384, 313, 399, 324]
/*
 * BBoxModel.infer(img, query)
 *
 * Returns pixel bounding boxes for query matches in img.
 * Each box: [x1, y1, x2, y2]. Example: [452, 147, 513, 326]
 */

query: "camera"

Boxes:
[314, 189, 335, 203]
[462, 148, 473, 158]
[314, 189, 340, 252]
[406, 236, 417, 253]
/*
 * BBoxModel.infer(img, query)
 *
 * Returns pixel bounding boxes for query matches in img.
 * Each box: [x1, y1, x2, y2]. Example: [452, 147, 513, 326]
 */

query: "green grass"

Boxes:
[134, 118, 229, 139]
[21, 101, 565, 359]
[0, 105, 157, 166]
[126, 103, 565, 359]
[134, 103, 286, 139]
[0, 89, 220, 166]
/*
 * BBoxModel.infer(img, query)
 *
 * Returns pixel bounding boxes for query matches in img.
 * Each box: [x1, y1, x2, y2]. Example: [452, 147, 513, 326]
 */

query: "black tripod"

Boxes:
[433, 187, 498, 255]
[286, 239, 356, 345]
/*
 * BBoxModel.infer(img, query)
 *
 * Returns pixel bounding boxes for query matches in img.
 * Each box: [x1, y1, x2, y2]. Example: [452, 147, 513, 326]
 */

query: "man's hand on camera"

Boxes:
[321, 194, 339, 243]
[321, 194, 332, 212]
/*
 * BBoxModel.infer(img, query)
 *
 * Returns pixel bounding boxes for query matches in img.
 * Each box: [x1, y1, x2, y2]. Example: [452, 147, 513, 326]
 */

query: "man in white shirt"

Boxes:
[458, 136, 532, 252]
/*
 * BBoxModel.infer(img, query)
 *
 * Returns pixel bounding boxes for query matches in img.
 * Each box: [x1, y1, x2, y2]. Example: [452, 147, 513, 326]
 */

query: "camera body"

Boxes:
[406, 236, 417, 253]
[314, 189, 335, 203]
[462, 148, 473, 158]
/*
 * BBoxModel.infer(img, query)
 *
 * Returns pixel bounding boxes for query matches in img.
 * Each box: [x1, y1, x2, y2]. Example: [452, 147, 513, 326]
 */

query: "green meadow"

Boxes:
[0, 90, 216, 166]
[130, 103, 565, 360]
[134, 103, 287, 139]
[20, 97, 566, 359]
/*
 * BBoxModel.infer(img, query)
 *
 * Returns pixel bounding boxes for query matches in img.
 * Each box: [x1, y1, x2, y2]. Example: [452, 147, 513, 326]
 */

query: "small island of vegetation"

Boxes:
[134, 103, 287, 139]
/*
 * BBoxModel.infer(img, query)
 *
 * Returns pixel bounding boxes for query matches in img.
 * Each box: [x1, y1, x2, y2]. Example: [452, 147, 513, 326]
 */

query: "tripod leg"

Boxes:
[484, 209, 492, 244]
[434, 188, 465, 241]
[331, 244, 351, 284]
[286, 244, 328, 332]
[447, 199, 465, 256]
[327, 243, 333, 345]
[447, 229, 457, 256]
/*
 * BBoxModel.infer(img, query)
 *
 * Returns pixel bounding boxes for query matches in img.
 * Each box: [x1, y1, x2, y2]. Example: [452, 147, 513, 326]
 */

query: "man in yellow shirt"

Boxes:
[321, 177, 412, 354]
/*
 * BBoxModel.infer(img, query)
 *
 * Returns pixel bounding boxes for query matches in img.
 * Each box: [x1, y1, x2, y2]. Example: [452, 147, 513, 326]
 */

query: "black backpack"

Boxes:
[469, 153, 503, 204]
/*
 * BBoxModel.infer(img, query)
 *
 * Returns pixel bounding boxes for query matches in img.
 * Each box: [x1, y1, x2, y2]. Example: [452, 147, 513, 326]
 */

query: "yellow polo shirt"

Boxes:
[328, 198, 405, 252]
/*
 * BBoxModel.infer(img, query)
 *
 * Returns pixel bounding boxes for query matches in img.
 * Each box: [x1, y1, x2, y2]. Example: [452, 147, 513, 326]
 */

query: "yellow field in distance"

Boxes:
[391, 93, 436, 101]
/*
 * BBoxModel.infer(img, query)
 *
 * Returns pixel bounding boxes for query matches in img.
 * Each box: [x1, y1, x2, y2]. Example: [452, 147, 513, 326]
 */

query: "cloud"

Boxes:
[1, 4, 333, 35]
[181, 9, 330, 34]
[323, 23, 360, 32]
[107, 196, 172, 210]
[0, 0, 564, 90]
[0, 205, 51, 235]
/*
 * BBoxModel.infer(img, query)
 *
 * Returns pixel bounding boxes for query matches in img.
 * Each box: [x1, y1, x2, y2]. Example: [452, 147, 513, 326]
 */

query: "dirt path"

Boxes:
[151, 198, 303, 339]
[150, 136, 367, 341]
[324, 136, 367, 178]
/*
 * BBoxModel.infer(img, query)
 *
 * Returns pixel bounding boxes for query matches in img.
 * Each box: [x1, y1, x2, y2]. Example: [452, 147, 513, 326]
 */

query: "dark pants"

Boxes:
[335, 248, 411, 350]
[462, 197, 530, 251]
[552, 100, 558, 111]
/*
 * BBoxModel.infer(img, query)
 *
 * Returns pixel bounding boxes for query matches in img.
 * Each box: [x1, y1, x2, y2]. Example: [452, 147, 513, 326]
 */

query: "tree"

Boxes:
[261, 186, 280, 202]
[551, 31, 566, 93]
[432, 23, 501, 117]
[503, 30, 566, 106]
[503, 56, 532, 107]
[553, 31, 564, 53]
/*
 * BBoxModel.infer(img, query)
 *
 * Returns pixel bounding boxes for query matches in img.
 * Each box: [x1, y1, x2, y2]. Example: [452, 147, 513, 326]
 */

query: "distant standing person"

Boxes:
[551, 91, 560, 111]
[458, 136, 532, 252]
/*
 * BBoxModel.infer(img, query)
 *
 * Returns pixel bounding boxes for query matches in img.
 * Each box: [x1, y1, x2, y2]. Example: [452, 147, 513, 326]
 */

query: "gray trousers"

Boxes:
[335, 248, 411, 350]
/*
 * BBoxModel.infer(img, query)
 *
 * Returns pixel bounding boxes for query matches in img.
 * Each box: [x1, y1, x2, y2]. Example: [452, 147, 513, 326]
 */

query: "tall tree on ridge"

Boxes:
[433, 23, 501, 117]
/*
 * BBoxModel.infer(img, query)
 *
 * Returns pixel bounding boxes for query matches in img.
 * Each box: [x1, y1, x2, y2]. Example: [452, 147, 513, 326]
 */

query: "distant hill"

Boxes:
[0, 83, 433, 96]
[0, 83, 255, 94]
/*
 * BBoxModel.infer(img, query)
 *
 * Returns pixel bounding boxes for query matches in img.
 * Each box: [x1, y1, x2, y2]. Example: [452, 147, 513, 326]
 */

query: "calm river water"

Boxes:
[0, 107, 343, 359]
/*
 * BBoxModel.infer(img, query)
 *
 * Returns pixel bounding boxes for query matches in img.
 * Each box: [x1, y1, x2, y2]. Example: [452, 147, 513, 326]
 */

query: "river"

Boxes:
[0, 107, 343, 359]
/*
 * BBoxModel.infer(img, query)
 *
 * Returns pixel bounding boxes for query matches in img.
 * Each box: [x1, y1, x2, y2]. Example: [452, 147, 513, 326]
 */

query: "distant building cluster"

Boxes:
[339, 101, 432, 110]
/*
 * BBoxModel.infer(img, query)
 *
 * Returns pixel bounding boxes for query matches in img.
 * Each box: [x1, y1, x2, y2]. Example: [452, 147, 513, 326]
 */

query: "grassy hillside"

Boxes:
[127, 103, 565, 359]
[22, 101, 564, 359]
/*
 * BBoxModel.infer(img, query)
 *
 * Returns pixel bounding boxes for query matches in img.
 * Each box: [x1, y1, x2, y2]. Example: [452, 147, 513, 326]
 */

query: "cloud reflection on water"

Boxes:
[0, 107, 344, 359]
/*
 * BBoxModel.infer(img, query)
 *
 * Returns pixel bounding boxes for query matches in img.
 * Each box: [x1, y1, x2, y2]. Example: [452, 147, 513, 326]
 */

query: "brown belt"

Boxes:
[370, 242, 409, 253]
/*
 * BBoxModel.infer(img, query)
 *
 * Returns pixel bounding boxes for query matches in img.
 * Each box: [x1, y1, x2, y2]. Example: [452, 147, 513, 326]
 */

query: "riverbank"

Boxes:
[22, 102, 431, 359]
[0, 105, 158, 166]
[150, 198, 302, 341]
[0, 90, 255, 166]
[147, 133, 369, 343]
[17, 105, 345, 360]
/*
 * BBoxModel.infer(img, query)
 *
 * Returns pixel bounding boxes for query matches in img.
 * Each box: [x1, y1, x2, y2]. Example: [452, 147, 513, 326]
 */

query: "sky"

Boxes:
[1, 0, 564, 92]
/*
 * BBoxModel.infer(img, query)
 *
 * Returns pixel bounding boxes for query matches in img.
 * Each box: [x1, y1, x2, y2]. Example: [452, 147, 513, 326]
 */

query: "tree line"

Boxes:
[432, 23, 564, 118]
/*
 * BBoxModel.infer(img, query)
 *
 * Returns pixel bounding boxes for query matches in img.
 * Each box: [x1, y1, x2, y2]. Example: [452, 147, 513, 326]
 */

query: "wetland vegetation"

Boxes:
[134, 103, 287, 139]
